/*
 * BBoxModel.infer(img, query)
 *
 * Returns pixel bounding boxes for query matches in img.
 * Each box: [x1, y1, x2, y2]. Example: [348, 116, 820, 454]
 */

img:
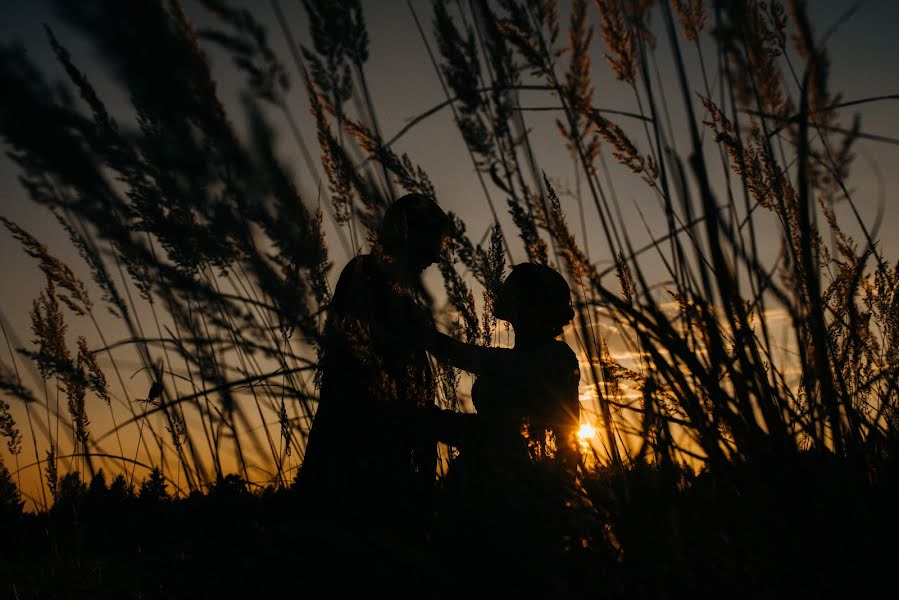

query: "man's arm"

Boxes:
[425, 330, 514, 375]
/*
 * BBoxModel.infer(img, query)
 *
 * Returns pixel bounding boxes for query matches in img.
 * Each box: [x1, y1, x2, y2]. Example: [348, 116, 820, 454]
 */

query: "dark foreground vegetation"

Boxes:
[3, 454, 899, 598]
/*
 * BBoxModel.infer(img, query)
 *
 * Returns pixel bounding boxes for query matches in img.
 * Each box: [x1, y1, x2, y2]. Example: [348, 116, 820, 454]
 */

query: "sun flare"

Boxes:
[577, 423, 597, 442]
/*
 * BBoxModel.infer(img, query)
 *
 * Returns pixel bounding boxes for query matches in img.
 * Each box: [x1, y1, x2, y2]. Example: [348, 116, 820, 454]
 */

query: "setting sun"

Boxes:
[577, 423, 597, 442]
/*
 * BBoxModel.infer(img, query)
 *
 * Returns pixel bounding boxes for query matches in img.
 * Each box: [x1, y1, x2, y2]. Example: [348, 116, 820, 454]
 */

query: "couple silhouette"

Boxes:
[298, 193, 581, 584]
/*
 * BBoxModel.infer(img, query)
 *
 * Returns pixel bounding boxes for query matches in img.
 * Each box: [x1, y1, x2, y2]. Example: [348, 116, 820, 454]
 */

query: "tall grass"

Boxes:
[0, 1, 897, 591]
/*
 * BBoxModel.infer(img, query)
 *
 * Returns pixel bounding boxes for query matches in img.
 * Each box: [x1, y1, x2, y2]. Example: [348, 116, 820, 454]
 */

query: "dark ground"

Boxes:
[3, 453, 899, 599]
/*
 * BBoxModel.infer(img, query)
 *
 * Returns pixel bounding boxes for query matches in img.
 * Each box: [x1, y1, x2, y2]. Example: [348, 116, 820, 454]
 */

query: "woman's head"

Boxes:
[378, 193, 450, 272]
[494, 263, 574, 338]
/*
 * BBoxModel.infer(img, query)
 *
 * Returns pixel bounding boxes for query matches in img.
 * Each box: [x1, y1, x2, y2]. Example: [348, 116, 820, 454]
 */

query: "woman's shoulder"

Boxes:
[512, 341, 578, 384]
[550, 339, 577, 359]
[538, 340, 577, 365]
[542, 341, 579, 383]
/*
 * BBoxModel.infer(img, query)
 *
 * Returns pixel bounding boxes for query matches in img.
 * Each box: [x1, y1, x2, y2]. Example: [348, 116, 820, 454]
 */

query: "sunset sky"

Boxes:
[1, 0, 898, 504]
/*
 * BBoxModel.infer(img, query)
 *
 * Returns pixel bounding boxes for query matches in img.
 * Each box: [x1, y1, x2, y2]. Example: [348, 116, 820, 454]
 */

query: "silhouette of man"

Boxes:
[299, 193, 450, 546]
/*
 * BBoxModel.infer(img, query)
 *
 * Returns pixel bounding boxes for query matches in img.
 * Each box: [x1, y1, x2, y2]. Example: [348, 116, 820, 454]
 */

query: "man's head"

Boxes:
[378, 193, 450, 272]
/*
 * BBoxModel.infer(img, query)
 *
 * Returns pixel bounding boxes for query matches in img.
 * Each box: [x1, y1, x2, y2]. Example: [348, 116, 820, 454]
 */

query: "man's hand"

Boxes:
[405, 303, 438, 348]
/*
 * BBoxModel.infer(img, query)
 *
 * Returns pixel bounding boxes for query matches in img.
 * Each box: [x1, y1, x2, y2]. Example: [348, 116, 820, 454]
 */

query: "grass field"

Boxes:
[1, 0, 898, 596]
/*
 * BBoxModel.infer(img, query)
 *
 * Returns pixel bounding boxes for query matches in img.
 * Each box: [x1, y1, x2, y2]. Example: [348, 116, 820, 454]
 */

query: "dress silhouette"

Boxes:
[298, 193, 450, 548]
[427, 263, 582, 590]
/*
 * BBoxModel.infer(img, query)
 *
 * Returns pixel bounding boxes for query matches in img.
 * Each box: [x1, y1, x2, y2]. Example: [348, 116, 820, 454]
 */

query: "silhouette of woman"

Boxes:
[425, 263, 582, 588]
[298, 193, 450, 550]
